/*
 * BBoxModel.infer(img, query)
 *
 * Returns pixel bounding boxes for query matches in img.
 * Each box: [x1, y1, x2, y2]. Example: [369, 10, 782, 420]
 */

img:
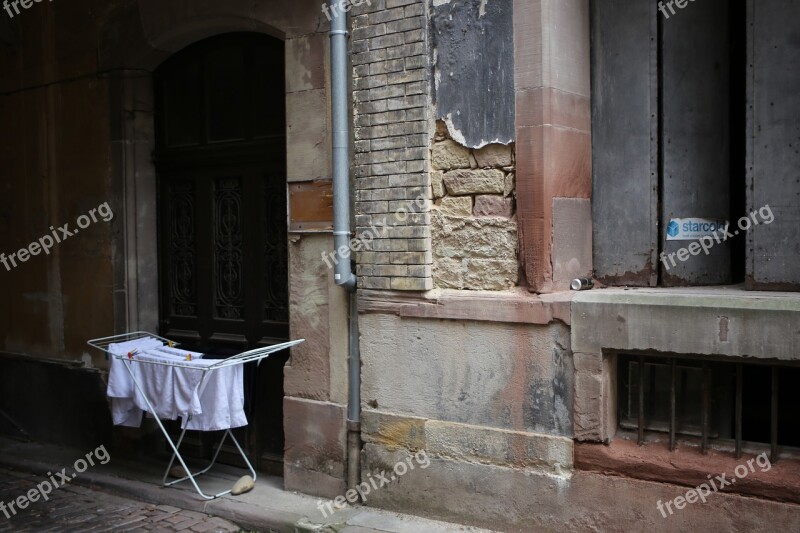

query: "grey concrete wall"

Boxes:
[360, 314, 573, 436]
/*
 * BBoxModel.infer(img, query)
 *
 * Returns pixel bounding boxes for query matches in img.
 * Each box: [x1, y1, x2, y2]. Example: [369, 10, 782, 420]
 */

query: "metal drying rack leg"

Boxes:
[161, 427, 257, 496]
[122, 360, 255, 500]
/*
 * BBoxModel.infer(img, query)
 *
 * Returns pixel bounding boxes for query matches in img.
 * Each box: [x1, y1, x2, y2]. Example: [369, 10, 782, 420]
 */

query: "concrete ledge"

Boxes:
[359, 288, 573, 325]
[572, 287, 800, 359]
[362, 410, 573, 474]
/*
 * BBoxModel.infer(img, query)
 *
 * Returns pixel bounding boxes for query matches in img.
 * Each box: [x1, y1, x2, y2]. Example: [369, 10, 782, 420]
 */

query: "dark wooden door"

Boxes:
[153, 33, 289, 471]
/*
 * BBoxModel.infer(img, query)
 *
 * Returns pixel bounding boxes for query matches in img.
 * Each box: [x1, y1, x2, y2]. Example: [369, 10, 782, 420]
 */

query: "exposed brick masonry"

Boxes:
[351, 0, 433, 291]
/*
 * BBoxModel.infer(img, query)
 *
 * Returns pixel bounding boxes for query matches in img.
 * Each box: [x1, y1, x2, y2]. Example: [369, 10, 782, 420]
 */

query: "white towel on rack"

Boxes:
[171, 364, 205, 418]
[180, 359, 247, 431]
[107, 337, 163, 427]
[136, 349, 206, 417]
[131, 350, 178, 420]
[105, 340, 246, 431]
[125, 350, 208, 424]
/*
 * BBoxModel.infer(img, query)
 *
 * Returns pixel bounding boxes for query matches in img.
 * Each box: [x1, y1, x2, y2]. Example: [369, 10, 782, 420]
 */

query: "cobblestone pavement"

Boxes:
[0, 468, 243, 532]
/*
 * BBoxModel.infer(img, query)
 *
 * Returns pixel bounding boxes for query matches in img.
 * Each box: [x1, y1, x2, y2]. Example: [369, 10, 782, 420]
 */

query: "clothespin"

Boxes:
[168, 341, 175, 348]
[185, 354, 192, 361]
[127, 348, 138, 360]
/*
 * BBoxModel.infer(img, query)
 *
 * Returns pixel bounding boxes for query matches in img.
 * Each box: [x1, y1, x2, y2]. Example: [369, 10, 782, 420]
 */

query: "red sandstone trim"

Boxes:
[575, 439, 800, 505]
[358, 288, 572, 325]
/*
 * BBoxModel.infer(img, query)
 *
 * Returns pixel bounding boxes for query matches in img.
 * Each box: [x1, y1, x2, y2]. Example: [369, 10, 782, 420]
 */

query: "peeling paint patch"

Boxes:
[432, 0, 514, 148]
[442, 114, 509, 149]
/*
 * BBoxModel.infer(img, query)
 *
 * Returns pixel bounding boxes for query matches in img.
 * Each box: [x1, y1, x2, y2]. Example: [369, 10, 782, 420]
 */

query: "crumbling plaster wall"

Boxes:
[430, 121, 518, 289]
[429, 0, 518, 291]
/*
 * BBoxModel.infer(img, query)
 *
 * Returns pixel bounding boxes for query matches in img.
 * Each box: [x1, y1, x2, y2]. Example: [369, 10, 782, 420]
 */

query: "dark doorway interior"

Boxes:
[153, 32, 289, 473]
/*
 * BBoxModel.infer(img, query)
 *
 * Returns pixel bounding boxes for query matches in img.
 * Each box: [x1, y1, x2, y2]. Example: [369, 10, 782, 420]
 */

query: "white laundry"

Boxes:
[105, 338, 248, 432]
[107, 337, 163, 427]
[180, 359, 247, 432]
[132, 351, 179, 420]
[171, 363, 206, 418]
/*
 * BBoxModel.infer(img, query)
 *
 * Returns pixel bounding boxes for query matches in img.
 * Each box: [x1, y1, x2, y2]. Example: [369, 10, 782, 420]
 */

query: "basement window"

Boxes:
[617, 354, 800, 461]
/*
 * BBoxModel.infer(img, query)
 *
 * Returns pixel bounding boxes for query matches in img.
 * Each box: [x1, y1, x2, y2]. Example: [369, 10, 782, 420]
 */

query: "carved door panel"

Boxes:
[159, 166, 288, 346]
[154, 32, 289, 471]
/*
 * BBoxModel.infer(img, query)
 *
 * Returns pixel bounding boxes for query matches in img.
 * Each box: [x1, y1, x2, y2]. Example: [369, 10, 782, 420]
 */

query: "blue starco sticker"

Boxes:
[666, 218, 729, 241]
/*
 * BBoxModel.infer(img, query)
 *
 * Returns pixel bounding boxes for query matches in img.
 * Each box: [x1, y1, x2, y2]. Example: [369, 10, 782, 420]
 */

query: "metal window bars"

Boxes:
[88, 331, 305, 499]
[625, 355, 783, 463]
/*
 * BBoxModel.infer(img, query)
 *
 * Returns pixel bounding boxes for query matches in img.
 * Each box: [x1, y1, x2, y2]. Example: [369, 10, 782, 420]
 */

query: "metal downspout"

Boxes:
[328, 0, 361, 494]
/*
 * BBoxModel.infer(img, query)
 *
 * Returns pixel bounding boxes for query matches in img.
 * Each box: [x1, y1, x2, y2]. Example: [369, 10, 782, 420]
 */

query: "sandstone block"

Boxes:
[390, 277, 433, 291]
[431, 211, 518, 290]
[431, 139, 470, 170]
[439, 196, 472, 217]
[474, 143, 512, 168]
[359, 276, 392, 289]
[431, 170, 445, 198]
[463, 259, 519, 290]
[443, 169, 504, 195]
[474, 195, 513, 217]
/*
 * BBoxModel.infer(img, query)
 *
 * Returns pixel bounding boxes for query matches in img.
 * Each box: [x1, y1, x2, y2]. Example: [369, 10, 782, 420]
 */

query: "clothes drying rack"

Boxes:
[87, 331, 304, 500]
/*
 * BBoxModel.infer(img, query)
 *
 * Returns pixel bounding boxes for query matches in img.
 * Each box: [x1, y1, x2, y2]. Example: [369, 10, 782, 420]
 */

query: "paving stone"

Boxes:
[172, 518, 204, 530]
[0, 468, 243, 532]
[179, 510, 208, 521]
